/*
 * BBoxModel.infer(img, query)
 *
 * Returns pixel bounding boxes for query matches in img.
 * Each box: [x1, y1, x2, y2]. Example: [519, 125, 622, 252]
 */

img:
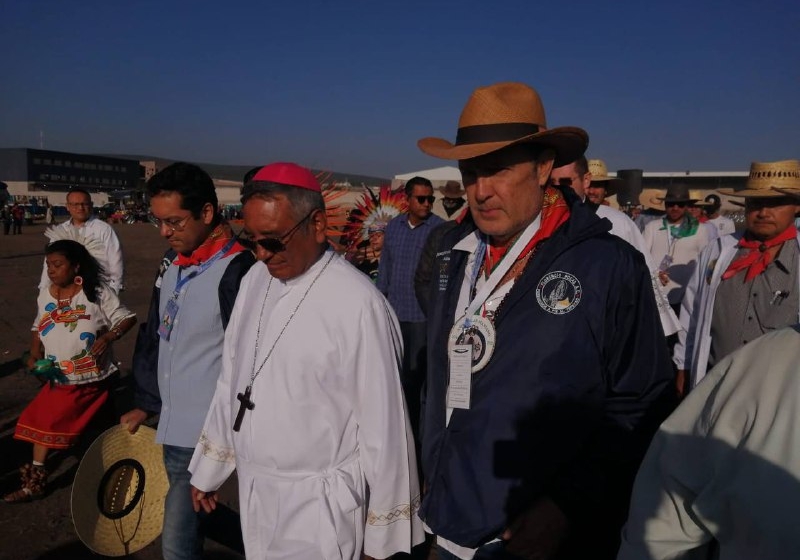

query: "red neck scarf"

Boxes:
[174, 222, 246, 267]
[721, 226, 797, 282]
[484, 187, 570, 274]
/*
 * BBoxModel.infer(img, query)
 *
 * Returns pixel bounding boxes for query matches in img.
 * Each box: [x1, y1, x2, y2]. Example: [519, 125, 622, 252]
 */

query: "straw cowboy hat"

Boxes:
[689, 190, 713, 206]
[71, 425, 168, 556]
[587, 159, 621, 195]
[439, 180, 465, 198]
[718, 159, 800, 198]
[641, 188, 666, 211]
[587, 159, 621, 183]
[417, 82, 588, 166]
[654, 183, 697, 204]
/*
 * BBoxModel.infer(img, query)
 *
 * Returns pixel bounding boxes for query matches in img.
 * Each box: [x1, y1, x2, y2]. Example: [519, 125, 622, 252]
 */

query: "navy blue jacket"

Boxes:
[420, 192, 675, 558]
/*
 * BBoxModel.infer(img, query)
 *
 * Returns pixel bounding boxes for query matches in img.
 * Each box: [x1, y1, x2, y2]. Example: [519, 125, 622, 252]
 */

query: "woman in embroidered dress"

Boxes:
[3, 238, 136, 503]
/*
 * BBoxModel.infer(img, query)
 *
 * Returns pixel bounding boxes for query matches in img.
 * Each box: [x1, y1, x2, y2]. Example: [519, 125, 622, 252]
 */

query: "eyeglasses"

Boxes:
[665, 202, 687, 208]
[238, 211, 313, 254]
[414, 195, 435, 205]
[148, 213, 192, 233]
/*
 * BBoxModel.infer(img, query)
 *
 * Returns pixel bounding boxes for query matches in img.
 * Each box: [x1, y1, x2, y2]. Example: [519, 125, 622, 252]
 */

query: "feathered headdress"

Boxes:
[342, 185, 407, 252]
[45, 226, 106, 264]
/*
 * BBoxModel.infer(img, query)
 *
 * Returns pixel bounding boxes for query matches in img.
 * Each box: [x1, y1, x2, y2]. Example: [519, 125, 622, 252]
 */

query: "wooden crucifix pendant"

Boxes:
[233, 385, 255, 432]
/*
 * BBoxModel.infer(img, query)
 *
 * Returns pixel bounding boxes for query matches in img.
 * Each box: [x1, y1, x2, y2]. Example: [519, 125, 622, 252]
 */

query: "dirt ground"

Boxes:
[0, 222, 245, 560]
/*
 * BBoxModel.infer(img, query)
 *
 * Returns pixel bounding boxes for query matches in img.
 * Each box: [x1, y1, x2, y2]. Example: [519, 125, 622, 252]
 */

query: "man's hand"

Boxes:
[658, 270, 670, 286]
[120, 408, 148, 434]
[676, 369, 688, 398]
[502, 497, 569, 560]
[191, 485, 218, 514]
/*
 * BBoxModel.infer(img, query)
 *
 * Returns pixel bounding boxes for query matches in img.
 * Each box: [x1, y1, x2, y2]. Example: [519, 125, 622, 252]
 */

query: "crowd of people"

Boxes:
[3, 80, 800, 560]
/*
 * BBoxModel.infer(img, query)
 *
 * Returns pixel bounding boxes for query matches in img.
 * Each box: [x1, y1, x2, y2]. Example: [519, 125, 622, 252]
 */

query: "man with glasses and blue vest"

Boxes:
[120, 162, 254, 560]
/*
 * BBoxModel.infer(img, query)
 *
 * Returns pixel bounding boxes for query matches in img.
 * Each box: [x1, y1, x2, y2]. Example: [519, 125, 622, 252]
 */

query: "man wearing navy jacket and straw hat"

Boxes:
[674, 159, 800, 392]
[416, 82, 675, 560]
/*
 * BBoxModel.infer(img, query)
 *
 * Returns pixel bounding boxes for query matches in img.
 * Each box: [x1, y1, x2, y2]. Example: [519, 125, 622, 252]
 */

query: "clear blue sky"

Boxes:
[1, 0, 798, 178]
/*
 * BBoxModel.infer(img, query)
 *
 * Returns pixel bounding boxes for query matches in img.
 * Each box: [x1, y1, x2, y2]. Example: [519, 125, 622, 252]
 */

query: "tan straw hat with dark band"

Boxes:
[587, 158, 621, 195]
[690, 190, 713, 206]
[71, 425, 168, 557]
[718, 159, 800, 198]
[417, 82, 588, 166]
[587, 159, 620, 183]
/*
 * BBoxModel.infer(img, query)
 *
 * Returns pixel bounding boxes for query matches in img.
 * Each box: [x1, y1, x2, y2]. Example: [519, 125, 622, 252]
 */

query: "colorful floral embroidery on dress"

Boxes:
[39, 302, 90, 336]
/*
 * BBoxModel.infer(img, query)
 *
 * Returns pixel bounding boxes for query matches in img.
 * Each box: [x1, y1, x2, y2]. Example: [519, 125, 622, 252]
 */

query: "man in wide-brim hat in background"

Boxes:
[416, 81, 675, 560]
[643, 183, 716, 313]
[584, 158, 622, 206]
[674, 159, 800, 392]
[433, 180, 468, 220]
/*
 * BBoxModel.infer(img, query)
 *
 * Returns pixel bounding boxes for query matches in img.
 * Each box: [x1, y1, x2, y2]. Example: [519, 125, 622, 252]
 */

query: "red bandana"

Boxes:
[484, 187, 570, 274]
[721, 226, 797, 282]
[174, 223, 247, 267]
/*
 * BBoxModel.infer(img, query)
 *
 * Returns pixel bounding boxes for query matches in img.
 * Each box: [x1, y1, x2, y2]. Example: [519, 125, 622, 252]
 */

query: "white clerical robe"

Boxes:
[189, 251, 423, 560]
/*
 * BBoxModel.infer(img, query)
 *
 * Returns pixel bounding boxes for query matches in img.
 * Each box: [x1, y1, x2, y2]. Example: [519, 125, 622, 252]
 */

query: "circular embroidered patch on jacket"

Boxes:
[536, 271, 582, 314]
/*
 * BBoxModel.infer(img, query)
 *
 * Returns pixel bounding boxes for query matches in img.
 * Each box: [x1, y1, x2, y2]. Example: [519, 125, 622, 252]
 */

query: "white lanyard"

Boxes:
[460, 216, 540, 327]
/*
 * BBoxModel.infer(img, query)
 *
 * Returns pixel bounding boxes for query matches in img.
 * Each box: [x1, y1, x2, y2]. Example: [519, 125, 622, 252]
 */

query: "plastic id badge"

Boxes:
[158, 298, 179, 340]
[447, 344, 473, 409]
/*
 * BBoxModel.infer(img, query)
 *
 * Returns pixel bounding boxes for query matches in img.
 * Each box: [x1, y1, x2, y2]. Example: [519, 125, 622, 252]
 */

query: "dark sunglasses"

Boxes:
[414, 195, 435, 204]
[238, 211, 313, 253]
[665, 201, 687, 208]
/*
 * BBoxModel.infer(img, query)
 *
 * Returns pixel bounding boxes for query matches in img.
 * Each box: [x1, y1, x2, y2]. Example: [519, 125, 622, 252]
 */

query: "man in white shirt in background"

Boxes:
[643, 184, 714, 315]
[703, 193, 736, 237]
[39, 188, 124, 292]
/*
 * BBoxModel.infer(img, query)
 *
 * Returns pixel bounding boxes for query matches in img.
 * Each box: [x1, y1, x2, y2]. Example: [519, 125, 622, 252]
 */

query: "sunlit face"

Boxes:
[242, 195, 327, 280]
[744, 196, 800, 241]
[665, 201, 687, 223]
[149, 192, 215, 255]
[66, 191, 93, 224]
[584, 182, 608, 205]
[460, 145, 554, 245]
[368, 230, 385, 252]
[549, 162, 590, 199]
[45, 252, 78, 288]
[406, 184, 434, 224]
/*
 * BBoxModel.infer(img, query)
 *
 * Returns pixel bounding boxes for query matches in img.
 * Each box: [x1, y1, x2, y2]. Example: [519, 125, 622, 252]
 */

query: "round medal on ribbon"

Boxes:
[448, 315, 496, 373]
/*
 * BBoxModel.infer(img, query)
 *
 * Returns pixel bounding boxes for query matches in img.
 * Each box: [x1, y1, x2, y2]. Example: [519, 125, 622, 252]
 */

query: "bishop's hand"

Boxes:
[191, 485, 218, 514]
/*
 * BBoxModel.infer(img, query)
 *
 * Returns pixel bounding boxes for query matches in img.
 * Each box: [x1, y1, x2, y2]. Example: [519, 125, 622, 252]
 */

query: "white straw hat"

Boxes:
[71, 425, 168, 556]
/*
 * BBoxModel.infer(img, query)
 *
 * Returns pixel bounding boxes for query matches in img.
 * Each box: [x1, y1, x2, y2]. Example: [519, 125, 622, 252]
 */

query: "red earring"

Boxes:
[74, 276, 83, 286]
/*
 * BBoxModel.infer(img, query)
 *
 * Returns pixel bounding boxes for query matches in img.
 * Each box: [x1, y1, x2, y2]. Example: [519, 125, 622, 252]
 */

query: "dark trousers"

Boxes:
[399, 320, 427, 441]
